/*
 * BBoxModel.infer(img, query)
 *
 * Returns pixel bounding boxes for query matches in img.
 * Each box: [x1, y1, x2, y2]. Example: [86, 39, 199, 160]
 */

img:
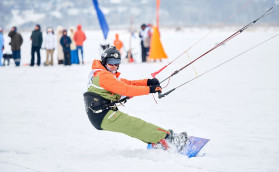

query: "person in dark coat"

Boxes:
[8, 26, 23, 66]
[60, 30, 72, 65]
[30, 24, 43, 66]
[139, 24, 147, 62]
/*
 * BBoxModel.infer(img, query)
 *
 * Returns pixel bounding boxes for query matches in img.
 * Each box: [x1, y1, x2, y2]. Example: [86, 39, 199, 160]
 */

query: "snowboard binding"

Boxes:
[166, 130, 189, 151]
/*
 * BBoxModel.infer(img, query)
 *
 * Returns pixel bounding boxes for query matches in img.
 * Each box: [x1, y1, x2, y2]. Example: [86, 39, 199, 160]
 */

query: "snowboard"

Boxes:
[147, 136, 209, 158]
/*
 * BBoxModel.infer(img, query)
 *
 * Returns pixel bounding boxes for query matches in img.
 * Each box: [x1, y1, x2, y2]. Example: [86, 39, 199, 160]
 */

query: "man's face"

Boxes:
[35, 26, 39, 30]
[11, 27, 15, 32]
[106, 63, 119, 73]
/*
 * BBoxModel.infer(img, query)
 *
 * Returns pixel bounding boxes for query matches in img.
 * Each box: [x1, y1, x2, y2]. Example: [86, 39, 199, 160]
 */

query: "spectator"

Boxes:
[42, 27, 56, 66]
[144, 24, 152, 56]
[30, 24, 43, 66]
[139, 24, 152, 62]
[8, 26, 23, 67]
[60, 29, 72, 66]
[0, 28, 3, 66]
[113, 33, 123, 54]
[56, 26, 64, 64]
[139, 24, 147, 62]
[69, 27, 79, 64]
[74, 24, 86, 64]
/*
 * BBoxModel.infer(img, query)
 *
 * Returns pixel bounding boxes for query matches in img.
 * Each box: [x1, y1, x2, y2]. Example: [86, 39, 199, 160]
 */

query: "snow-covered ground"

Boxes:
[1, 27, 279, 172]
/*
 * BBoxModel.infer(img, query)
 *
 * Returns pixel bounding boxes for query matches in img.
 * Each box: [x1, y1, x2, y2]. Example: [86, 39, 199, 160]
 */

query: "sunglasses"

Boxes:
[107, 63, 120, 67]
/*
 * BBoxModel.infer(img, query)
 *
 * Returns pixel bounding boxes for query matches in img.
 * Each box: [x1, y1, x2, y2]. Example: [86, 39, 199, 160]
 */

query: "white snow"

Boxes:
[1, 27, 279, 172]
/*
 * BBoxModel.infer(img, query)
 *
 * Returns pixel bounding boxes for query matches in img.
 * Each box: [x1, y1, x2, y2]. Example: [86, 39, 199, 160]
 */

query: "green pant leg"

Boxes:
[100, 110, 168, 143]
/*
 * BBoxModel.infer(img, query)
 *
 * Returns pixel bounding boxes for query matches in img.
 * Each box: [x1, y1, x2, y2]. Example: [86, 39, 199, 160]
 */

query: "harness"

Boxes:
[84, 92, 129, 113]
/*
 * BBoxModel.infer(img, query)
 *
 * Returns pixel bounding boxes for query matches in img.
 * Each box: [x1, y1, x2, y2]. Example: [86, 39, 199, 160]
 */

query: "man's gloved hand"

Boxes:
[149, 85, 162, 93]
[147, 78, 160, 86]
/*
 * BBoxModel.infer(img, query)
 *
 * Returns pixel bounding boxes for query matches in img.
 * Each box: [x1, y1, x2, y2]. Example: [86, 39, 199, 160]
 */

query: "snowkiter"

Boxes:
[83, 46, 188, 150]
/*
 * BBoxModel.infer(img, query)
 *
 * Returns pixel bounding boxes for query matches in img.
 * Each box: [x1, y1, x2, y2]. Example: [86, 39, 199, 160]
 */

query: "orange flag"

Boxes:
[156, 0, 160, 28]
[148, 26, 167, 60]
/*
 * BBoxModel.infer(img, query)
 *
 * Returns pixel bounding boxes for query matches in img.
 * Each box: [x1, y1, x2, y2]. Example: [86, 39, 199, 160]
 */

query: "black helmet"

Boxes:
[101, 46, 121, 65]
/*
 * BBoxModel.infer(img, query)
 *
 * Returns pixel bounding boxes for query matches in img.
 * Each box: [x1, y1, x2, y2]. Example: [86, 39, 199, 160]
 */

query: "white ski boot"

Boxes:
[166, 129, 189, 151]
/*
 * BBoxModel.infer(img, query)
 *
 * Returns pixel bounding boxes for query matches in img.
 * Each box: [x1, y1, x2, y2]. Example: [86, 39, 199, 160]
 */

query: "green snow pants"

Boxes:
[100, 110, 168, 143]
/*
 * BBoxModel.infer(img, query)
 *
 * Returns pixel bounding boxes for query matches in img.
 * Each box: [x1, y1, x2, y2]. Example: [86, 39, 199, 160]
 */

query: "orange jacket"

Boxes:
[74, 25, 86, 46]
[91, 60, 149, 97]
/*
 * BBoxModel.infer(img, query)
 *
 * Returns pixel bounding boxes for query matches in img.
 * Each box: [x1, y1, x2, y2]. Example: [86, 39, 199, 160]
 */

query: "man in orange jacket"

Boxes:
[74, 24, 86, 64]
[83, 46, 188, 150]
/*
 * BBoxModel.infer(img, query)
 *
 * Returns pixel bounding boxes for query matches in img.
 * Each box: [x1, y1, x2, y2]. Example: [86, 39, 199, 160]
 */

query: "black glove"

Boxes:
[147, 78, 160, 86]
[149, 85, 162, 93]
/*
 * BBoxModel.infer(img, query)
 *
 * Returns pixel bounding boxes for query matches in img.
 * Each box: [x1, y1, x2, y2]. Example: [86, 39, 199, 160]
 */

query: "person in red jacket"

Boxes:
[83, 46, 188, 151]
[113, 33, 123, 54]
[74, 24, 86, 64]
